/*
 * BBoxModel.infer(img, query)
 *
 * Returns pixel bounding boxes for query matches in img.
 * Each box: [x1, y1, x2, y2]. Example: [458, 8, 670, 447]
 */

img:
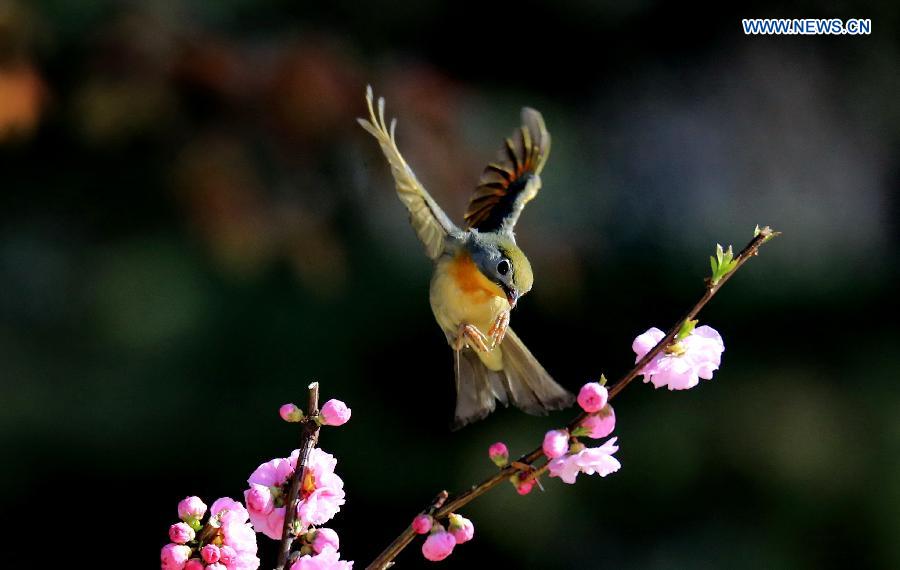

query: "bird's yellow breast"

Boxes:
[430, 250, 508, 337]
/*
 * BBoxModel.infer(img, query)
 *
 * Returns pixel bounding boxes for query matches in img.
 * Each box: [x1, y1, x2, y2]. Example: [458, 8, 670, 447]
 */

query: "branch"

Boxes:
[277, 382, 321, 569]
[367, 227, 778, 569]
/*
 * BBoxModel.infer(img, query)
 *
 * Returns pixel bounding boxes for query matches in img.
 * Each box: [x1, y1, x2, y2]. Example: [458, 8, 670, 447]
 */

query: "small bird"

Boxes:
[358, 87, 574, 428]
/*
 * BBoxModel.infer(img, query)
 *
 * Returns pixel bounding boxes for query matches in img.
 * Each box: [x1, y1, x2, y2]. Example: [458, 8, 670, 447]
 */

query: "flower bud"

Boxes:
[311, 528, 340, 554]
[185, 559, 205, 570]
[577, 382, 609, 413]
[161, 543, 191, 570]
[578, 405, 616, 439]
[319, 399, 352, 426]
[168, 522, 195, 544]
[542, 429, 570, 459]
[245, 484, 274, 515]
[218, 545, 237, 566]
[280, 403, 304, 423]
[201, 544, 221, 564]
[412, 514, 433, 535]
[447, 513, 474, 544]
[488, 442, 509, 467]
[421, 527, 456, 562]
[177, 496, 207, 523]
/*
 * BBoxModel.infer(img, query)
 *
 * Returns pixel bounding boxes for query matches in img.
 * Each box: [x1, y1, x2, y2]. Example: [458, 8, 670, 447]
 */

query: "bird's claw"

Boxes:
[455, 323, 491, 353]
[488, 311, 510, 348]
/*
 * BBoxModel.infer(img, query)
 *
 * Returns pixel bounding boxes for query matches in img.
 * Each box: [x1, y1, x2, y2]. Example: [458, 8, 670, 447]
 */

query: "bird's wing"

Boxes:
[357, 86, 457, 260]
[464, 108, 551, 235]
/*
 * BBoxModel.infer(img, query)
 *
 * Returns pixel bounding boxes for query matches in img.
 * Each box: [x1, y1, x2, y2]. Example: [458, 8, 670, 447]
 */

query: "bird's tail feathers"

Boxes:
[452, 328, 573, 429]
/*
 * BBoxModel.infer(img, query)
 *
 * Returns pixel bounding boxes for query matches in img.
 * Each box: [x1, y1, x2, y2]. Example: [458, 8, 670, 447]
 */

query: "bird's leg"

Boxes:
[454, 323, 491, 353]
[488, 310, 510, 348]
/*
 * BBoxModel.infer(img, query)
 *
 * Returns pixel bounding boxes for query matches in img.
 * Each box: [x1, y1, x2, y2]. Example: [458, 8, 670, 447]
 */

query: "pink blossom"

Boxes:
[577, 382, 608, 413]
[245, 450, 299, 539]
[548, 438, 621, 484]
[488, 442, 508, 467]
[447, 514, 474, 544]
[320, 399, 351, 426]
[161, 543, 191, 570]
[280, 403, 303, 422]
[579, 405, 616, 439]
[412, 514, 433, 535]
[178, 496, 207, 522]
[633, 326, 724, 390]
[312, 528, 340, 554]
[290, 547, 354, 570]
[169, 522, 195, 544]
[421, 529, 456, 562]
[210, 497, 259, 570]
[201, 544, 221, 564]
[184, 560, 204, 570]
[295, 448, 346, 528]
[542, 429, 570, 459]
[245, 448, 345, 539]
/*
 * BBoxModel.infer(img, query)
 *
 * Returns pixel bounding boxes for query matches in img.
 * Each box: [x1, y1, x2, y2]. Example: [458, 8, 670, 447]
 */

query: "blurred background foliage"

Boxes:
[1, 0, 898, 568]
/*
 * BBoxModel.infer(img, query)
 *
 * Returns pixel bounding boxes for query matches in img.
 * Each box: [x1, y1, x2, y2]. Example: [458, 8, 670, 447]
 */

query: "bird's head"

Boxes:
[467, 233, 533, 308]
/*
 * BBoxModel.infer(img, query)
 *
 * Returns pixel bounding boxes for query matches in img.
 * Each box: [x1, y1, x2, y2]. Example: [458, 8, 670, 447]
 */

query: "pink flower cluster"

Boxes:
[161, 496, 259, 570]
[540, 381, 622, 485]
[244, 447, 346, 540]
[633, 325, 724, 390]
[411, 513, 474, 562]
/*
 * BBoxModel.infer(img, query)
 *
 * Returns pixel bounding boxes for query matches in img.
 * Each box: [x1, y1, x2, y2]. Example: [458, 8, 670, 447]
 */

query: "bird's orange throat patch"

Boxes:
[449, 251, 505, 302]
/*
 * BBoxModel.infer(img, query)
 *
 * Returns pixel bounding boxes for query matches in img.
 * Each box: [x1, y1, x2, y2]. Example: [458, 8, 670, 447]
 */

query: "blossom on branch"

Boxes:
[245, 448, 346, 539]
[577, 381, 608, 413]
[169, 522, 196, 544]
[421, 526, 456, 562]
[178, 496, 208, 528]
[160, 496, 259, 570]
[488, 442, 509, 467]
[548, 438, 621, 484]
[542, 429, 570, 459]
[412, 514, 433, 535]
[319, 399, 352, 426]
[447, 514, 474, 544]
[632, 325, 724, 390]
[310, 528, 340, 554]
[575, 405, 616, 439]
[280, 403, 304, 423]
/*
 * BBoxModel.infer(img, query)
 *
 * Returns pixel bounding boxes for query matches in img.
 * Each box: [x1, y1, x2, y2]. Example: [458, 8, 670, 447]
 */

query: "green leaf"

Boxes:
[709, 243, 737, 285]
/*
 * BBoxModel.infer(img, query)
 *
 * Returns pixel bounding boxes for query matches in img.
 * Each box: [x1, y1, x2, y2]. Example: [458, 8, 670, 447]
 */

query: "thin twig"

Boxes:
[367, 228, 778, 569]
[277, 382, 321, 569]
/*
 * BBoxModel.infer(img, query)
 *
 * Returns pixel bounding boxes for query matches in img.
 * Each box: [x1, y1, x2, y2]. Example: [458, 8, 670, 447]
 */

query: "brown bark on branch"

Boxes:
[277, 382, 321, 569]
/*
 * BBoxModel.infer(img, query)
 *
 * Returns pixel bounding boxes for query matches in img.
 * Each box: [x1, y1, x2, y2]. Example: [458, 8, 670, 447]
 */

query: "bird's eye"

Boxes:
[497, 259, 510, 276]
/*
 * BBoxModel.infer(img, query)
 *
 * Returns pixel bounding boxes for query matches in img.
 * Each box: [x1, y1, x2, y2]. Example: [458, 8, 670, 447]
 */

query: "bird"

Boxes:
[358, 86, 574, 428]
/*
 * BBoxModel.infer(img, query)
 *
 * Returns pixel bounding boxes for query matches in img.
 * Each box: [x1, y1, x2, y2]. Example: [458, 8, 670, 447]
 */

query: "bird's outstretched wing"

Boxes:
[464, 108, 550, 235]
[358, 86, 458, 260]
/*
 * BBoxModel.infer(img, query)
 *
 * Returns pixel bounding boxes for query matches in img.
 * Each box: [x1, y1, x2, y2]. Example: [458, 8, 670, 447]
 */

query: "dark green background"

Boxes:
[1, 1, 897, 568]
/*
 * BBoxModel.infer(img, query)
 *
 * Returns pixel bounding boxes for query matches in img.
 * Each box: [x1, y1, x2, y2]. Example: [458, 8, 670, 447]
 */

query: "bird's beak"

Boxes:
[506, 289, 519, 309]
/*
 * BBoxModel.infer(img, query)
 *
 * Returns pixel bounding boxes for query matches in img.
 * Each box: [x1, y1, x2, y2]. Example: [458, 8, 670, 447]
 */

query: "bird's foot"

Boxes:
[454, 323, 491, 353]
[488, 311, 510, 348]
